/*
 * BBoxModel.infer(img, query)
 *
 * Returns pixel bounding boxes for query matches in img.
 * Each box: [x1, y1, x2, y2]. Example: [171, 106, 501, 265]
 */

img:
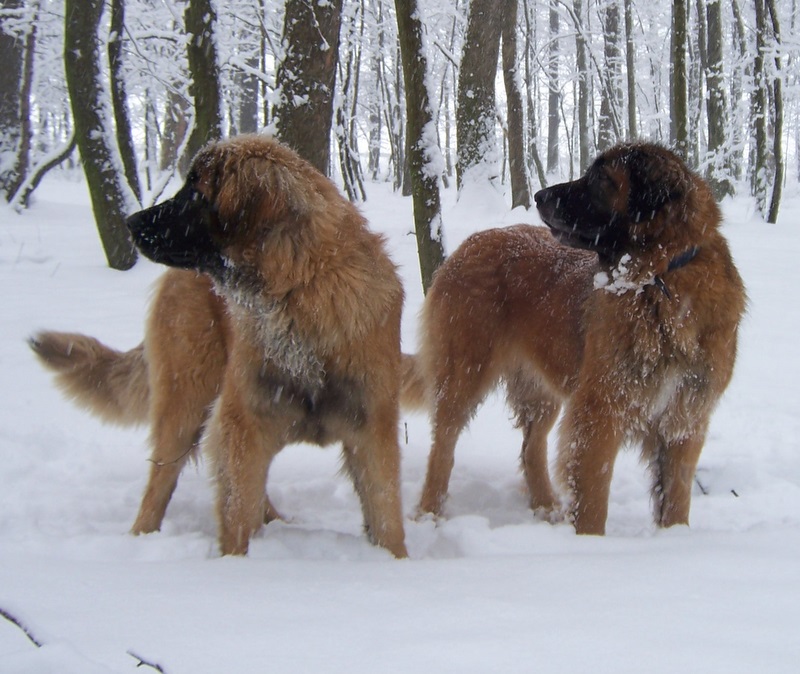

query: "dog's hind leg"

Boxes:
[417, 358, 496, 518]
[647, 428, 707, 529]
[506, 373, 561, 517]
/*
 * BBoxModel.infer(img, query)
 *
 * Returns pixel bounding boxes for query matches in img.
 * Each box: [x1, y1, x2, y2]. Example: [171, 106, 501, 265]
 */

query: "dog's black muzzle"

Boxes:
[127, 186, 224, 273]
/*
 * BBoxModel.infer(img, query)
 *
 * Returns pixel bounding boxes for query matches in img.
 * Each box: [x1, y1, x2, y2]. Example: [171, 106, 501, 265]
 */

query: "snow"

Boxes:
[1, 175, 799, 672]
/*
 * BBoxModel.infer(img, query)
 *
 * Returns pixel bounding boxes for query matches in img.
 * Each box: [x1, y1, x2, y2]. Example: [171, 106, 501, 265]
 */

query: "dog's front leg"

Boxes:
[342, 409, 408, 558]
[558, 392, 624, 535]
[206, 391, 283, 556]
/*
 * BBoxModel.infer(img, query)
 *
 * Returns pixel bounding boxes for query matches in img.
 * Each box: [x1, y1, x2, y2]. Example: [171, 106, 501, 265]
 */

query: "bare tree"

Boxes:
[670, 0, 688, 155]
[765, 0, 784, 223]
[274, 0, 344, 175]
[64, 0, 138, 270]
[109, 0, 141, 202]
[395, 0, 445, 293]
[704, 0, 732, 198]
[598, 0, 623, 151]
[502, 0, 530, 208]
[751, 0, 769, 210]
[546, 0, 559, 173]
[184, 0, 224, 164]
[456, 0, 503, 188]
[0, 0, 33, 201]
[623, 0, 636, 139]
[572, 0, 591, 171]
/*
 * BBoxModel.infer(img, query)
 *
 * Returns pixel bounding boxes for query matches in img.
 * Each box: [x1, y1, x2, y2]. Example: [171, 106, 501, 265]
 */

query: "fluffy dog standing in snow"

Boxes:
[32, 135, 407, 557]
[404, 143, 746, 535]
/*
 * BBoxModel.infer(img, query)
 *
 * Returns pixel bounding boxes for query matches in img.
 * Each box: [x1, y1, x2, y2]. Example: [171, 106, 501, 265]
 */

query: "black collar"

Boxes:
[654, 246, 700, 299]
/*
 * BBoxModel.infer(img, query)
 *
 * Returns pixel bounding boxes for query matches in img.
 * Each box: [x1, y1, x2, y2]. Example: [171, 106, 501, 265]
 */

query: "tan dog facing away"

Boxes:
[31, 135, 407, 557]
[403, 143, 746, 535]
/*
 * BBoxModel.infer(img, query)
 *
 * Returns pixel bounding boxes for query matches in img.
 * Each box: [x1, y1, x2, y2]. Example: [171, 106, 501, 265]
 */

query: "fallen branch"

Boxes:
[694, 475, 709, 496]
[0, 606, 43, 648]
[128, 650, 167, 672]
[8, 133, 78, 211]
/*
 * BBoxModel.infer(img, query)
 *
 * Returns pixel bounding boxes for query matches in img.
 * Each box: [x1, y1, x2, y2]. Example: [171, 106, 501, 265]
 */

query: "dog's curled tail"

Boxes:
[29, 331, 150, 426]
[400, 353, 430, 412]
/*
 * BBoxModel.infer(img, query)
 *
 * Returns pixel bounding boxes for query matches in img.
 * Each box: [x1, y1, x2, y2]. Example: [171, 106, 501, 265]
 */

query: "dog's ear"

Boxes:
[628, 145, 690, 217]
[205, 152, 311, 227]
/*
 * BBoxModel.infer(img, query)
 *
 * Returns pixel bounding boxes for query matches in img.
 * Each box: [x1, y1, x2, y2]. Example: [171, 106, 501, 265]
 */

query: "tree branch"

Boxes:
[0, 606, 43, 648]
[128, 650, 167, 673]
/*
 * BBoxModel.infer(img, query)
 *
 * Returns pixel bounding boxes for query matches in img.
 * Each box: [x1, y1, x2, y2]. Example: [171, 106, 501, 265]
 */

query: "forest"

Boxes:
[0, 0, 797, 276]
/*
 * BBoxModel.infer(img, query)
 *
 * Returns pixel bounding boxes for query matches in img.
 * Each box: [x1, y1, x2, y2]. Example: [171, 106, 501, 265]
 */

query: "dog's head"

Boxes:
[127, 135, 326, 277]
[534, 143, 695, 260]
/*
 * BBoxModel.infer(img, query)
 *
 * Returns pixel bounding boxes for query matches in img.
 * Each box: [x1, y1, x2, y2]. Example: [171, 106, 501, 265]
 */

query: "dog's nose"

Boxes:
[534, 189, 546, 206]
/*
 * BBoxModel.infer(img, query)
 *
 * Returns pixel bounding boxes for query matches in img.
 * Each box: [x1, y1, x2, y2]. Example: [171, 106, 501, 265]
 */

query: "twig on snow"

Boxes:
[694, 475, 709, 496]
[128, 650, 167, 672]
[0, 606, 43, 648]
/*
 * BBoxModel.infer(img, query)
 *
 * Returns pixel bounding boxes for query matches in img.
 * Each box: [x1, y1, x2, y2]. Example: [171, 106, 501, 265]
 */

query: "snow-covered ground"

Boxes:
[1, 173, 798, 673]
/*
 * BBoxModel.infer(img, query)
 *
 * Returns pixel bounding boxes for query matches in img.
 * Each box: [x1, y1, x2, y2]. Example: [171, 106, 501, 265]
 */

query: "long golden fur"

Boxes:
[31, 135, 407, 557]
[405, 143, 746, 535]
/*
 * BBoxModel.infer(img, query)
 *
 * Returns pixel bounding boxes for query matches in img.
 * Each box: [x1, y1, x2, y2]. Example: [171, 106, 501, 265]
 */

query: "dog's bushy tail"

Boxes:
[29, 331, 150, 425]
[400, 353, 429, 412]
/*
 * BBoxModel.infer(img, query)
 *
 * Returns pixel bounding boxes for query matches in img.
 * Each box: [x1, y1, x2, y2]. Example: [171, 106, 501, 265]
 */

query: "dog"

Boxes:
[403, 142, 746, 534]
[31, 134, 408, 557]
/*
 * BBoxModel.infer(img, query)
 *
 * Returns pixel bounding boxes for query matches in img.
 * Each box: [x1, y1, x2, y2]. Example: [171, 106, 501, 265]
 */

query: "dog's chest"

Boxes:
[225, 292, 368, 443]
[600, 291, 708, 435]
[227, 291, 326, 391]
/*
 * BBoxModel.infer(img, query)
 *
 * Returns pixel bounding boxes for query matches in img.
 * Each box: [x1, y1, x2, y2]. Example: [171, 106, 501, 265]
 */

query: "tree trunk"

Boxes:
[160, 86, 190, 174]
[623, 0, 636, 139]
[751, 0, 769, 209]
[546, 0, 559, 173]
[109, 0, 141, 203]
[502, 0, 530, 209]
[573, 0, 591, 172]
[184, 0, 223, 163]
[336, 4, 367, 202]
[9, 134, 77, 211]
[237, 51, 260, 135]
[765, 0, 783, 223]
[394, 0, 445, 294]
[670, 0, 688, 156]
[274, 0, 343, 175]
[598, 0, 622, 151]
[0, 0, 32, 201]
[730, 0, 747, 181]
[64, 0, 138, 270]
[456, 0, 503, 188]
[705, 0, 732, 199]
